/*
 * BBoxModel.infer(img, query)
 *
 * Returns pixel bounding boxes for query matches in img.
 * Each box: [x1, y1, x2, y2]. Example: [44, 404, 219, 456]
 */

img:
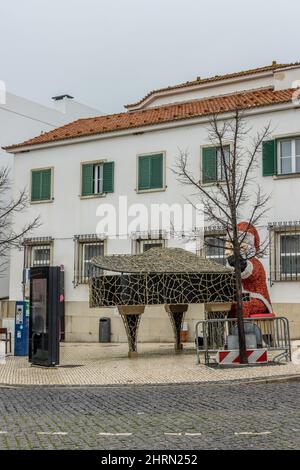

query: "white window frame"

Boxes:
[203, 234, 227, 265]
[200, 143, 232, 185]
[82, 242, 104, 281]
[277, 232, 300, 279]
[24, 243, 53, 268]
[278, 138, 300, 175]
[136, 151, 167, 193]
[80, 159, 108, 198]
[74, 236, 106, 286]
[30, 167, 54, 204]
[133, 238, 166, 254]
[93, 163, 104, 195]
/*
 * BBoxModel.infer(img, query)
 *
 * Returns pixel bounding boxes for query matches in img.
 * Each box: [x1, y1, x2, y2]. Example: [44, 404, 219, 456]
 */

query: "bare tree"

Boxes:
[173, 108, 271, 364]
[0, 166, 40, 277]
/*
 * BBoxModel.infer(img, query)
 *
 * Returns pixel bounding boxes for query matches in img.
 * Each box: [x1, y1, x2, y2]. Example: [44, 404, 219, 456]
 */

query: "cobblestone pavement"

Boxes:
[1, 342, 300, 386]
[0, 381, 299, 450]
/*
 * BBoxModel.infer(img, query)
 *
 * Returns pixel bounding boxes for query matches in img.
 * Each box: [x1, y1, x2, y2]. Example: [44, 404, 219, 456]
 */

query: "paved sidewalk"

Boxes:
[1, 342, 300, 386]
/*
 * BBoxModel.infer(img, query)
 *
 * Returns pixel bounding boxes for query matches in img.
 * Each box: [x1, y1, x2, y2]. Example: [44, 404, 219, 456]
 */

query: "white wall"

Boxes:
[0, 92, 100, 299]
[140, 75, 274, 109]
[8, 105, 300, 306]
[129, 66, 300, 110]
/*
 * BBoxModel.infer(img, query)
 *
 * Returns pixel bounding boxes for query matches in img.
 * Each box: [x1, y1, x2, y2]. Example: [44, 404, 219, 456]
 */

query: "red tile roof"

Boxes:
[4, 87, 295, 151]
[125, 62, 300, 109]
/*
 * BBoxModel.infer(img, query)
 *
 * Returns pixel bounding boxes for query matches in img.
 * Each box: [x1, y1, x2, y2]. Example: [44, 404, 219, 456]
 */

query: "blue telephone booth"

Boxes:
[14, 301, 29, 356]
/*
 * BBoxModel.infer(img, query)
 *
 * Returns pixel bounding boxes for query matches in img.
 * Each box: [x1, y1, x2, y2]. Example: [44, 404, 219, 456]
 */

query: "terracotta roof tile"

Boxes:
[125, 62, 300, 109]
[4, 87, 295, 151]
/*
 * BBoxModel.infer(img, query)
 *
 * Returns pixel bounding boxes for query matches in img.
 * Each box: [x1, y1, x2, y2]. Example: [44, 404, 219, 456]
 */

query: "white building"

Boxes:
[4, 61, 300, 341]
[0, 92, 100, 300]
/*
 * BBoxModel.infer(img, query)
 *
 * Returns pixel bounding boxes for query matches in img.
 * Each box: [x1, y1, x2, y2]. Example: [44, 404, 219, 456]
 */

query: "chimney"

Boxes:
[52, 94, 74, 113]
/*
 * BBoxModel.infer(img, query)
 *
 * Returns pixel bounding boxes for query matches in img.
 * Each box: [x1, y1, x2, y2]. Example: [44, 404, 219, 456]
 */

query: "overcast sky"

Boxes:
[0, 0, 300, 114]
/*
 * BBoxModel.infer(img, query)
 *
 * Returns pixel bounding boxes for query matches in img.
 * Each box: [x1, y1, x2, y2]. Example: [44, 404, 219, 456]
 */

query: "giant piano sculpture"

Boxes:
[90, 247, 236, 357]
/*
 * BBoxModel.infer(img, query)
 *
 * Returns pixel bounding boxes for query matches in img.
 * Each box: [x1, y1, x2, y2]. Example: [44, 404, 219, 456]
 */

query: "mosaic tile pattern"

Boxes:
[90, 272, 236, 307]
[0, 342, 300, 386]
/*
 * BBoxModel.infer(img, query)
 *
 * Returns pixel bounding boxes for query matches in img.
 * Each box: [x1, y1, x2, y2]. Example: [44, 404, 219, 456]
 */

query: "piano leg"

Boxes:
[165, 304, 189, 354]
[118, 306, 145, 358]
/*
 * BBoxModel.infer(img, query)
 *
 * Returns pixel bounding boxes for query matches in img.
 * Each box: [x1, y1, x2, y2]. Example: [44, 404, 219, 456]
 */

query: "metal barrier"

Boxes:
[195, 317, 291, 365]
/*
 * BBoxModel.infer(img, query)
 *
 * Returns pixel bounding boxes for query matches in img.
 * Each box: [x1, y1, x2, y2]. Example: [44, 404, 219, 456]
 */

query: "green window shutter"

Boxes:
[150, 153, 163, 189]
[31, 169, 51, 201]
[40, 169, 51, 200]
[103, 161, 114, 193]
[262, 140, 277, 176]
[202, 147, 217, 183]
[82, 163, 94, 196]
[138, 156, 151, 190]
[31, 171, 41, 201]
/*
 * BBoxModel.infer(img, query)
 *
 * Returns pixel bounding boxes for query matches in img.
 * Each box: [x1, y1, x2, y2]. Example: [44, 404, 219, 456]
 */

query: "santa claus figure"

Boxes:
[226, 222, 274, 319]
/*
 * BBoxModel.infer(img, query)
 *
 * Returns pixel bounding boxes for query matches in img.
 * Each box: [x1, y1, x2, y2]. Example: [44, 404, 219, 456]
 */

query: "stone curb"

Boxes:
[1, 373, 300, 389]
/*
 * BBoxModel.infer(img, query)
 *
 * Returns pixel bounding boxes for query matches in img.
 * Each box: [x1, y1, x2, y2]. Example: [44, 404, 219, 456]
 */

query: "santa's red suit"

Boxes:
[229, 222, 274, 319]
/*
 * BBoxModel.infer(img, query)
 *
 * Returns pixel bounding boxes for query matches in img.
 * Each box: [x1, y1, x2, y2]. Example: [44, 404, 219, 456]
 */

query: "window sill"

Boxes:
[73, 281, 90, 287]
[273, 172, 300, 180]
[30, 199, 54, 205]
[80, 193, 107, 200]
[201, 181, 226, 187]
[136, 187, 167, 194]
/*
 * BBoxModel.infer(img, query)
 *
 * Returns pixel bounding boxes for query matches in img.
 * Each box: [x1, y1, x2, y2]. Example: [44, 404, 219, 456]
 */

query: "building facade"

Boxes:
[0, 92, 101, 301]
[4, 62, 300, 341]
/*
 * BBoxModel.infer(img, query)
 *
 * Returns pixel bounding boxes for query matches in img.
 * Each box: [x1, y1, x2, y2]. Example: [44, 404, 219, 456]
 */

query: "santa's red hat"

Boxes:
[237, 221, 260, 253]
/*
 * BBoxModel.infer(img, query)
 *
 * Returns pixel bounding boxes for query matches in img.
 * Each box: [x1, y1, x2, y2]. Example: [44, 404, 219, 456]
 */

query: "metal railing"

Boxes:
[195, 317, 291, 365]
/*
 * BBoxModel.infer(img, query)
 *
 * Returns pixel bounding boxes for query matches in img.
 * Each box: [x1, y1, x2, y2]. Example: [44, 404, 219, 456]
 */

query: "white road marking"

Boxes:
[0, 431, 7, 434]
[234, 431, 272, 436]
[164, 432, 202, 437]
[37, 432, 68, 436]
[98, 432, 132, 437]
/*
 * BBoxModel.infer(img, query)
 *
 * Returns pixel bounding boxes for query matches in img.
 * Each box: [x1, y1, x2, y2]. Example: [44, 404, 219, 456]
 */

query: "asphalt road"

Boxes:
[0, 381, 299, 450]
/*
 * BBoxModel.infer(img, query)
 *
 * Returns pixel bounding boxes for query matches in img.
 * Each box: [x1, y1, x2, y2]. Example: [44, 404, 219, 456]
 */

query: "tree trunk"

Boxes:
[233, 240, 248, 365]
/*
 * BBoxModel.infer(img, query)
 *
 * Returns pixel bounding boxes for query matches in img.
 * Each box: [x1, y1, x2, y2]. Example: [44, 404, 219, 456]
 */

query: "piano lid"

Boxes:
[91, 247, 232, 274]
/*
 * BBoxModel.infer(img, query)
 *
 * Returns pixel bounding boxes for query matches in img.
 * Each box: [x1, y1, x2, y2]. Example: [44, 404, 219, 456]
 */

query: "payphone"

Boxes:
[29, 266, 64, 367]
[14, 300, 29, 356]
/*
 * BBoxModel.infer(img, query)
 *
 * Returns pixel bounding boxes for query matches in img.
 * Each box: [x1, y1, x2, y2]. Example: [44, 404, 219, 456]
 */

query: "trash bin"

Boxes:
[99, 317, 111, 343]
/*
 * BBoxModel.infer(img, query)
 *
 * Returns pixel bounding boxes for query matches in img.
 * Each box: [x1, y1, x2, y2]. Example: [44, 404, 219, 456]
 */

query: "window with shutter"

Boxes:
[81, 161, 114, 196]
[138, 153, 164, 191]
[202, 146, 230, 184]
[40, 169, 51, 200]
[150, 154, 163, 189]
[202, 147, 217, 183]
[103, 161, 114, 193]
[274, 137, 300, 176]
[31, 169, 52, 202]
[81, 163, 94, 196]
[262, 140, 277, 176]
